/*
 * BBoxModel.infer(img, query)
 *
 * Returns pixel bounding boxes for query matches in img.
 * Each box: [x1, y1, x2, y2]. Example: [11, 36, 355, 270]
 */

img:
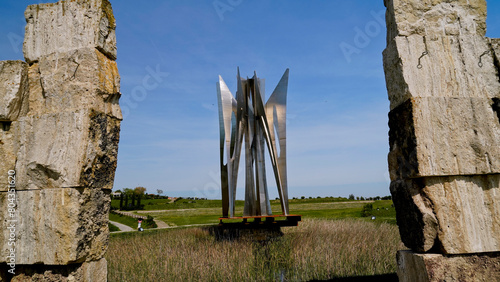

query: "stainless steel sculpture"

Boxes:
[217, 68, 289, 218]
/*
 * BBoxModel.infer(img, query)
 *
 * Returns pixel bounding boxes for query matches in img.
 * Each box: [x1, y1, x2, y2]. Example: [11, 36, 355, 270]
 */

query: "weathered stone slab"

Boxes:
[23, 0, 116, 63]
[12, 110, 120, 191]
[27, 48, 121, 119]
[385, 0, 487, 43]
[0, 61, 29, 121]
[396, 250, 500, 282]
[0, 258, 107, 281]
[391, 175, 500, 254]
[383, 34, 500, 110]
[0, 188, 110, 265]
[389, 97, 500, 180]
[0, 123, 19, 193]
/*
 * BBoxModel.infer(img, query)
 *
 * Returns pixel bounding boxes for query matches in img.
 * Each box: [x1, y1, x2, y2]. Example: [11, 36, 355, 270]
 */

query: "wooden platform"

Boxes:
[218, 214, 301, 228]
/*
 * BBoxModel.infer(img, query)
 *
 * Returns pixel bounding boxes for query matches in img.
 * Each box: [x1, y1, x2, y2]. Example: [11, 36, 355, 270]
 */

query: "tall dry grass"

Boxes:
[106, 219, 404, 281]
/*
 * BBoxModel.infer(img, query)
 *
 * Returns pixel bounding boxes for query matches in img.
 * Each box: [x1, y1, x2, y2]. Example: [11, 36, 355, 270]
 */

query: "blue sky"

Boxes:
[1, 1, 499, 199]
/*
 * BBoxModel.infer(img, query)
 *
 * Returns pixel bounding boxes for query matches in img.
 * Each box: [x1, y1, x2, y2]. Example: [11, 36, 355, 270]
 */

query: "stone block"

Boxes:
[385, 0, 487, 43]
[0, 188, 110, 265]
[383, 34, 500, 110]
[388, 97, 500, 180]
[23, 0, 116, 63]
[0, 123, 19, 192]
[0, 258, 107, 281]
[391, 175, 500, 254]
[396, 250, 500, 282]
[27, 48, 121, 119]
[0, 61, 29, 121]
[12, 110, 120, 191]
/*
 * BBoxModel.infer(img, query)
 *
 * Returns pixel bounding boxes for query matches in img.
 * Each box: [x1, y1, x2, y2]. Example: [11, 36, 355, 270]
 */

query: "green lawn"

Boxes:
[111, 198, 396, 227]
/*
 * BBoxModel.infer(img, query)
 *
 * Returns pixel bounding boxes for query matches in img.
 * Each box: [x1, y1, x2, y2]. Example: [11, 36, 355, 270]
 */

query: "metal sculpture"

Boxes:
[217, 68, 289, 218]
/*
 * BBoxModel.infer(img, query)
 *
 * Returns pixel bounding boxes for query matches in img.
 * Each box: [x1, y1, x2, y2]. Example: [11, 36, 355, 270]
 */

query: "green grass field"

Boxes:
[110, 198, 396, 227]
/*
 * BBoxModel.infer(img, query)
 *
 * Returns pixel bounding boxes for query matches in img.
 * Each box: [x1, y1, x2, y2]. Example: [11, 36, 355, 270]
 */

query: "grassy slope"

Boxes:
[109, 213, 141, 229]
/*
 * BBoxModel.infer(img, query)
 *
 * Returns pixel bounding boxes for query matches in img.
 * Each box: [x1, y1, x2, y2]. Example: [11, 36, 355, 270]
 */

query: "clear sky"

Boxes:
[1, 1, 499, 199]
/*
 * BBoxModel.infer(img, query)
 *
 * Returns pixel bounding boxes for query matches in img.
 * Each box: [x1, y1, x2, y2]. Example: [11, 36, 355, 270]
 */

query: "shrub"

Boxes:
[142, 215, 158, 229]
[361, 203, 373, 217]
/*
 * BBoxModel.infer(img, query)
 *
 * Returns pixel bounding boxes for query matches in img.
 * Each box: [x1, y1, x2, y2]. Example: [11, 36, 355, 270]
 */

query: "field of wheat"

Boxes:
[106, 218, 404, 281]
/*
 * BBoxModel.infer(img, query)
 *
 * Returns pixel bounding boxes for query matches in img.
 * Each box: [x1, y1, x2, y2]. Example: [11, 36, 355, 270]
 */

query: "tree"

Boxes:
[134, 186, 147, 195]
[157, 189, 164, 196]
[348, 194, 355, 200]
[123, 188, 134, 196]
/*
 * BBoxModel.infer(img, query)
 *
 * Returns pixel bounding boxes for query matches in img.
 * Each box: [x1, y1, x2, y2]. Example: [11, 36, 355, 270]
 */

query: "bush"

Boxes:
[142, 215, 158, 229]
[361, 203, 373, 217]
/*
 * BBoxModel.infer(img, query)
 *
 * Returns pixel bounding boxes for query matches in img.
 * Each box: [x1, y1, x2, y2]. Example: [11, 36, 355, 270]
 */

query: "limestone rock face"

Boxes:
[396, 250, 500, 282]
[385, 0, 500, 258]
[12, 110, 120, 191]
[385, 0, 487, 43]
[0, 258, 108, 282]
[384, 34, 500, 110]
[0, 188, 110, 265]
[27, 48, 121, 119]
[0, 61, 29, 121]
[23, 0, 117, 63]
[392, 175, 500, 254]
[0, 0, 121, 277]
[388, 97, 500, 180]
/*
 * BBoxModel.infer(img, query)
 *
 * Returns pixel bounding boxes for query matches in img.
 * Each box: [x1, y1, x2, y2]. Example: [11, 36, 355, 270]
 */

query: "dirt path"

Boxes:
[109, 220, 134, 232]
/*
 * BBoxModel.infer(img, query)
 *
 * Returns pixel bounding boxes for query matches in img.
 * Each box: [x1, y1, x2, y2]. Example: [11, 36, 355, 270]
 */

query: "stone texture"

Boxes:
[0, 258, 107, 282]
[23, 0, 117, 63]
[390, 179, 438, 253]
[385, 0, 487, 43]
[0, 123, 18, 191]
[388, 97, 500, 180]
[384, 34, 500, 110]
[0, 188, 110, 265]
[391, 175, 500, 254]
[0, 61, 29, 121]
[11, 110, 120, 191]
[27, 48, 121, 119]
[396, 250, 500, 282]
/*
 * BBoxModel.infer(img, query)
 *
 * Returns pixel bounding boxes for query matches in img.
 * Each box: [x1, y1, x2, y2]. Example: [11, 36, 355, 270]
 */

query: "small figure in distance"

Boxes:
[138, 218, 144, 232]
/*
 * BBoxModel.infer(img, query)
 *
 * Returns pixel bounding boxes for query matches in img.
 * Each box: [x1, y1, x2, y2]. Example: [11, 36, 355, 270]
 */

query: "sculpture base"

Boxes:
[211, 215, 301, 241]
[218, 214, 301, 227]
[396, 250, 500, 282]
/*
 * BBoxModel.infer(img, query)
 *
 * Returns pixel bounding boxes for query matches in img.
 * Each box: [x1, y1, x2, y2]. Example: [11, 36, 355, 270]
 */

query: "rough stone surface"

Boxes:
[388, 97, 500, 180]
[12, 110, 120, 191]
[0, 124, 18, 191]
[390, 179, 438, 253]
[396, 250, 500, 282]
[24, 0, 117, 63]
[0, 61, 29, 121]
[385, 0, 487, 43]
[384, 34, 500, 110]
[0, 258, 107, 281]
[392, 175, 500, 254]
[27, 48, 121, 119]
[0, 188, 110, 265]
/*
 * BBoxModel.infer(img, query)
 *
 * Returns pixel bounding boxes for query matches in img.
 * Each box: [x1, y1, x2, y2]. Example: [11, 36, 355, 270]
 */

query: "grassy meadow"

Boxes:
[106, 197, 403, 281]
[106, 218, 403, 281]
[111, 197, 396, 226]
